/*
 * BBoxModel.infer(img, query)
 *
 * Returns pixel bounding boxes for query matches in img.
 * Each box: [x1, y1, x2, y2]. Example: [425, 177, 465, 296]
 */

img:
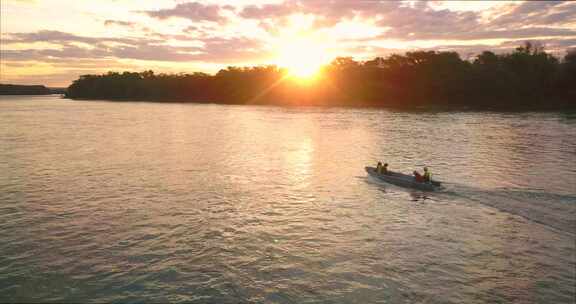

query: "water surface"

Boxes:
[1, 95, 575, 303]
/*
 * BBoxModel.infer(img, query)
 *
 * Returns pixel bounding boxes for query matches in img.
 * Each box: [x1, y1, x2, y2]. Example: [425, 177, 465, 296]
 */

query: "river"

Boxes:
[1, 95, 575, 303]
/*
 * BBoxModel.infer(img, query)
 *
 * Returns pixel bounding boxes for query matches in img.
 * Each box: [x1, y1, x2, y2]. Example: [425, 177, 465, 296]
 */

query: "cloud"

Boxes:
[190, 37, 268, 62]
[106, 36, 266, 63]
[378, 2, 576, 43]
[488, 1, 575, 27]
[239, 0, 399, 29]
[104, 20, 137, 28]
[389, 27, 576, 42]
[1, 47, 104, 61]
[142, 2, 233, 23]
[239, 0, 397, 20]
[235, 1, 575, 44]
[376, 6, 480, 39]
[1, 29, 267, 64]
[2, 30, 141, 45]
[1, 43, 195, 63]
[239, 2, 297, 19]
[3, 0, 576, 86]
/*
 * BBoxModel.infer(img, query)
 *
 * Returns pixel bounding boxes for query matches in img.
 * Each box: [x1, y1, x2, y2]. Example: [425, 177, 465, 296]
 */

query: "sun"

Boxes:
[274, 34, 333, 80]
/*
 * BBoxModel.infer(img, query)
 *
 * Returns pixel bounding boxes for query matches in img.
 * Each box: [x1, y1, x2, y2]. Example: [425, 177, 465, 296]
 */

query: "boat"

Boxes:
[365, 166, 442, 191]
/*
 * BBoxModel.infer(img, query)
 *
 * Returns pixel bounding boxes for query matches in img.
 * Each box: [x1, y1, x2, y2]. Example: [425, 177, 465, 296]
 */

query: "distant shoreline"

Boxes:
[0, 84, 66, 95]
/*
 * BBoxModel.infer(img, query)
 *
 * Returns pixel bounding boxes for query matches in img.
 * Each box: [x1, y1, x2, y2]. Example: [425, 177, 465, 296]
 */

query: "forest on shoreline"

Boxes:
[65, 43, 575, 110]
[0, 84, 67, 95]
[0, 84, 51, 95]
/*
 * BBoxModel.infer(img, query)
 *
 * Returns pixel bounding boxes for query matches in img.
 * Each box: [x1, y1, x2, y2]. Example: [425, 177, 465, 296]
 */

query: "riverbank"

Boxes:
[0, 84, 51, 95]
[0, 84, 66, 95]
[66, 95, 576, 112]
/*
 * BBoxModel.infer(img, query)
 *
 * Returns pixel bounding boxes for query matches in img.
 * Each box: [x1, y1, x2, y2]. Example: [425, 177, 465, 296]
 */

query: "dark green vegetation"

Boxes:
[66, 43, 576, 109]
[0, 84, 51, 95]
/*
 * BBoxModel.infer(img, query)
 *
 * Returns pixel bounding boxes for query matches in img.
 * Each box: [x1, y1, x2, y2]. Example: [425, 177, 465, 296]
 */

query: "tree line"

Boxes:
[65, 43, 576, 109]
[0, 84, 52, 95]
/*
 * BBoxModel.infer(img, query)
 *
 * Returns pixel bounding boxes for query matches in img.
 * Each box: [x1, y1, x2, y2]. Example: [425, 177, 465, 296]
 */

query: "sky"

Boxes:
[1, 0, 575, 87]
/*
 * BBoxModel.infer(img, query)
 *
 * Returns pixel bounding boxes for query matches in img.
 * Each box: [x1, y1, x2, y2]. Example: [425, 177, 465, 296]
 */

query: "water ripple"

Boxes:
[0, 96, 574, 303]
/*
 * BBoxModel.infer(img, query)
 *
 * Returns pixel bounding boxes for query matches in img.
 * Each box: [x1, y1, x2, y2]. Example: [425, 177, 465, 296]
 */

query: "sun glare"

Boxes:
[274, 33, 333, 81]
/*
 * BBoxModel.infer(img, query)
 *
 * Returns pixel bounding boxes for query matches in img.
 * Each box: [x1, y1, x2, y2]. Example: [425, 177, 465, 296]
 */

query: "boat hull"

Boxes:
[365, 166, 442, 191]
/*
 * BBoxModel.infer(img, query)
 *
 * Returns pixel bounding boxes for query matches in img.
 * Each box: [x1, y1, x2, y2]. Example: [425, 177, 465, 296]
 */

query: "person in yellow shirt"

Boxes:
[376, 162, 389, 175]
[423, 167, 432, 183]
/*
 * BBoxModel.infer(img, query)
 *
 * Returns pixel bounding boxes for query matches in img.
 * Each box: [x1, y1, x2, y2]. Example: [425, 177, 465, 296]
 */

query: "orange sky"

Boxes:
[1, 0, 575, 87]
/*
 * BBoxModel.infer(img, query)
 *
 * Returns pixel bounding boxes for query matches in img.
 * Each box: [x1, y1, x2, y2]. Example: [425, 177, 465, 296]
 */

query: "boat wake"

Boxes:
[363, 173, 575, 235]
[441, 183, 576, 235]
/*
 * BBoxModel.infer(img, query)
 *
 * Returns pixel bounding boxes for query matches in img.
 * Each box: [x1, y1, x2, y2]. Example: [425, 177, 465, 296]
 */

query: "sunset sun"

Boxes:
[274, 34, 333, 80]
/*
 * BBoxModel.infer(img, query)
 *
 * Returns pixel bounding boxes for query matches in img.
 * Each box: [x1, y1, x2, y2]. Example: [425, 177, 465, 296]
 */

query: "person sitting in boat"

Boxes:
[413, 170, 425, 182]
[376, 162, 390, 175]
[382, 163, 389, 175]
[423, 167, 432, 183]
